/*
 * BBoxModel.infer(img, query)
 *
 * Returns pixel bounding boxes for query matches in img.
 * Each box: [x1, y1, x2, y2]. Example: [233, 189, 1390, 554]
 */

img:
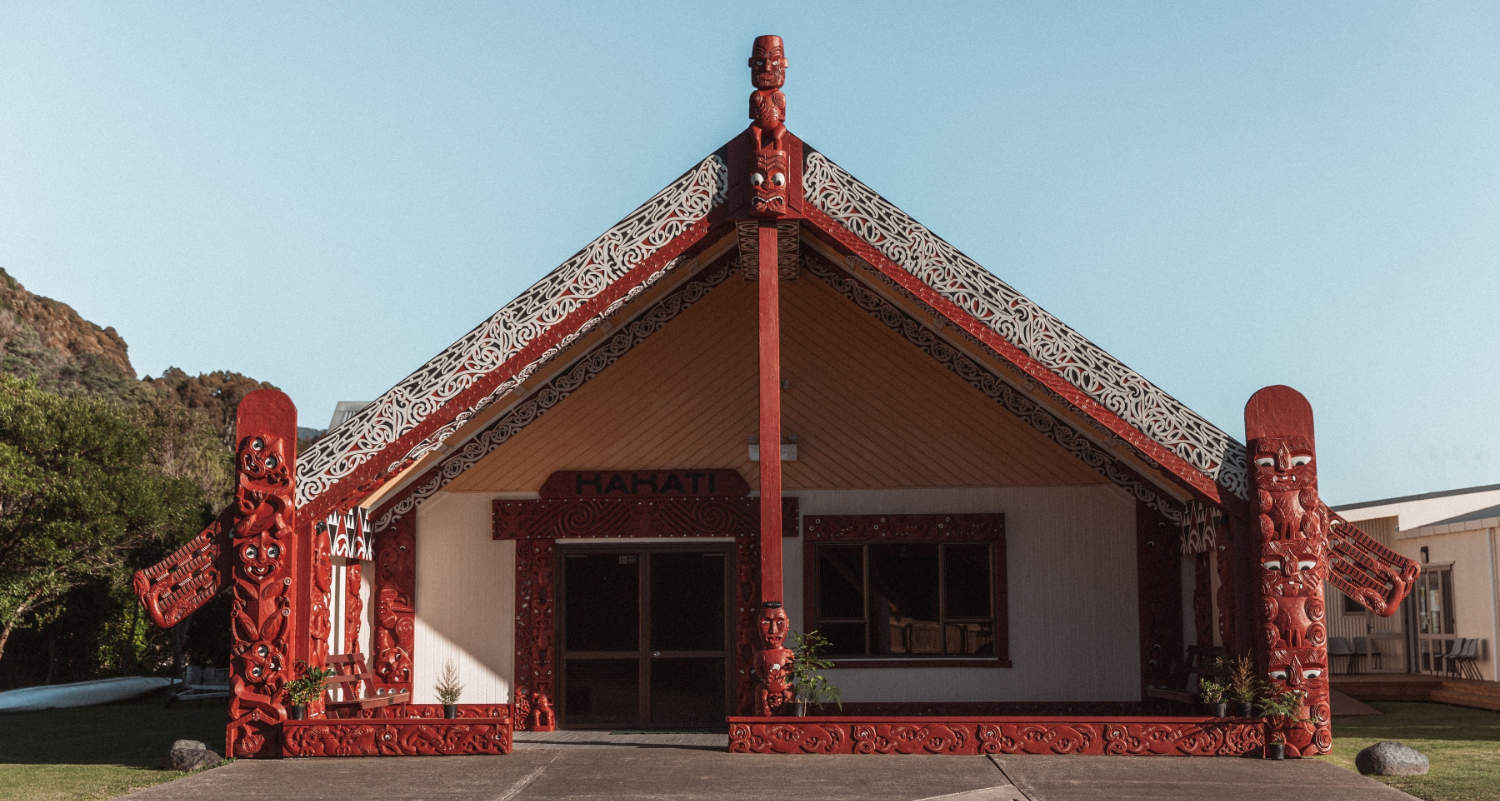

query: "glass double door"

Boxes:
[558, 544, 732, 729]
[1412, 564, 1455, 675]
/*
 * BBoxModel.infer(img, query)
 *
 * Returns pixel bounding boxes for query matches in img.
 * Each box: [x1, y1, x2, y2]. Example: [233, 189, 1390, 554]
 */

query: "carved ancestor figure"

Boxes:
[748, 35, 787, 151]
[1253, 435, 1325, 543]
[754, 602, 795, 716]
[531, 693, 555, 732]
[1246, 385, 1331, 756]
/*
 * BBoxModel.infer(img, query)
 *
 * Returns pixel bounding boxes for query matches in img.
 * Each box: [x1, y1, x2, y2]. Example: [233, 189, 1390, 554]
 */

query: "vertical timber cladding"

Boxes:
[496, 468, 797, 731]
[226, 390, 299, 759]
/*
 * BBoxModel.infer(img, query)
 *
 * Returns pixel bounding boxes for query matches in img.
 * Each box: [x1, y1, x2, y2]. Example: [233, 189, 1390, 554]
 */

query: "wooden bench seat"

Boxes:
[323, 653, 410, 714]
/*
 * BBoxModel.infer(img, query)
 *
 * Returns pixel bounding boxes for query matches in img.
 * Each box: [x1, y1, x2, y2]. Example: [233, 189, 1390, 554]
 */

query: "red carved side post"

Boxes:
[1245, 385, 1331, 756]
[309, 527, 333, 664]
[372, 513, 415, 694]
[344, 560, 363, 655]
[226, 389, 298, 758]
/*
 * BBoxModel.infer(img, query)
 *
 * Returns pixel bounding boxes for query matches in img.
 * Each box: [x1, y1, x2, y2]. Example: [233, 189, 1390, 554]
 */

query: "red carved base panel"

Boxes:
[727, 717, 1266, 756]
[281, 717, 512, 757]
[331, 703, 512, 721]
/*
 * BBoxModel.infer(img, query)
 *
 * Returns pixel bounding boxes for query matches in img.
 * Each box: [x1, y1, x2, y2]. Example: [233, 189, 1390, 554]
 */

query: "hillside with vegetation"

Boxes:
[0, 267, 292, 688]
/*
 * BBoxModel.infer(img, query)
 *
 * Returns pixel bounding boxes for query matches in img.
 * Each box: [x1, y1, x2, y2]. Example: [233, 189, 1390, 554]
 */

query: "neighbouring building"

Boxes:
[1330, 484, 1500, 681]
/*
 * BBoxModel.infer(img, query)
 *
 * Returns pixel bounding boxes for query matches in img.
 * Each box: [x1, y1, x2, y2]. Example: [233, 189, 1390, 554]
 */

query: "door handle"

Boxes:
[651, 651, 662, 659]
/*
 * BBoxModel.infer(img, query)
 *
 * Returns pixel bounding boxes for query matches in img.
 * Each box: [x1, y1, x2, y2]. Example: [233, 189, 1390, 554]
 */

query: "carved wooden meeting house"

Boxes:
[133, 36, 1420, 759]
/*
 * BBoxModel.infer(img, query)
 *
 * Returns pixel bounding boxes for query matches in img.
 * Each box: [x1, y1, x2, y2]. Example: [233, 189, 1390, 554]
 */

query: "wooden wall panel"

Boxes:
[445, 272, 1107, 493]
[411, 493, 516, 704]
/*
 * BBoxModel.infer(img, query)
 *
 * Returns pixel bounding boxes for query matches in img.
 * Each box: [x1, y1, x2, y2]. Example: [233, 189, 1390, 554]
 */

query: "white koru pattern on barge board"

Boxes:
[296, 155, 730, 507]
[802, 149, 1248, 499]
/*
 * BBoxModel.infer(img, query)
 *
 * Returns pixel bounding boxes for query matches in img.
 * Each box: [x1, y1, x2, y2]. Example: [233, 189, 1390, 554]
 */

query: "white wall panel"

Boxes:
[410, 492, 517, 704]
[787, 486, 1140, 702]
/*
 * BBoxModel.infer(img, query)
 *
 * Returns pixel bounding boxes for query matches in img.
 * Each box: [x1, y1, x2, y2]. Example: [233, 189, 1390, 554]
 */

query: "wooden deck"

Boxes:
[1333, 673, 1500, 712]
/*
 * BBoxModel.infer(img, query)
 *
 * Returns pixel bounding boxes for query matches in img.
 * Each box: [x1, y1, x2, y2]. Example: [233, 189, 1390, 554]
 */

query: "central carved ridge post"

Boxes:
[749, 33, 793, 716]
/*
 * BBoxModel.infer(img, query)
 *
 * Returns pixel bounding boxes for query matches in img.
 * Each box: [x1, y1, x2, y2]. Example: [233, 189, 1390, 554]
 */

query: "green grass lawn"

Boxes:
[1323, 701, 1500, 801]
[0, 694, 224, 801]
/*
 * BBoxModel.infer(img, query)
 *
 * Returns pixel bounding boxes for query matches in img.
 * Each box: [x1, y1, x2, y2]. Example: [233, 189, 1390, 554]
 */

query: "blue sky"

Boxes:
[2, 2, 1497, 504]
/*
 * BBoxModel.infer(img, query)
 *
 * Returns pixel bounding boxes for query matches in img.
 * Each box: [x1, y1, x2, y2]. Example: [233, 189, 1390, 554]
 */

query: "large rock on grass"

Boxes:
[1355, 741, 1429, 776]
[163, 740, 223, 772]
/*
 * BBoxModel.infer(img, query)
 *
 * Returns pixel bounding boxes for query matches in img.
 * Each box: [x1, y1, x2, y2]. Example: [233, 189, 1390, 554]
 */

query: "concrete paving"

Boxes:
[115, 734, 1418, 801]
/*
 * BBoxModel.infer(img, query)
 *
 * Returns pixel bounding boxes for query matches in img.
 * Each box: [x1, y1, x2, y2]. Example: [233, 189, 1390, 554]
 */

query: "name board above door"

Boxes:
[539, 469, 750, 499]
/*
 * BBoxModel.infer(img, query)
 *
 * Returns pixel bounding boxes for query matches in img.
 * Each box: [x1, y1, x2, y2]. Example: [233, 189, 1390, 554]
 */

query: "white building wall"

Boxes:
[410, 492, 519, 704]
[787, 485, 1141, 703]
[406, 484, 1140, 707]
[1396, 523, 1500, 681]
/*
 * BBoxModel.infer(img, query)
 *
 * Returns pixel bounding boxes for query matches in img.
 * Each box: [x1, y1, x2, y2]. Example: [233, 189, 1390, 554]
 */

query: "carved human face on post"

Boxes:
[236, 640, 285, 687]
[758, 602, 789, 649]
[239, 435, 291, 487]
[1260, 539, 1327, 596]
[748, 35, 787, 90]
[751, 150, 789, 217]
[1251, 436, 1316, 494]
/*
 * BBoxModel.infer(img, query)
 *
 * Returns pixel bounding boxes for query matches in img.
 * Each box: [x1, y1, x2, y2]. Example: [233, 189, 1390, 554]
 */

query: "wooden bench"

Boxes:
[323, 653, 410, 715]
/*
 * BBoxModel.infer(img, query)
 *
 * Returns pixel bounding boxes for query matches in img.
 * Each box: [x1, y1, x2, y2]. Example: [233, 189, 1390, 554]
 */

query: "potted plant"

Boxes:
[1197, 678, 1228, 718]
[787, 630, 841, 716]
[1256, 688, 1308, 760]
[1226, 655, 1260, 718]
[435, 659, 463, 719]
[285, 661, 336, 720]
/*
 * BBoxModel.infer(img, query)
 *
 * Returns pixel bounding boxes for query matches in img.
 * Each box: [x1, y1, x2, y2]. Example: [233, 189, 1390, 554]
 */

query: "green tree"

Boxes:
[0, 375, 203, 664]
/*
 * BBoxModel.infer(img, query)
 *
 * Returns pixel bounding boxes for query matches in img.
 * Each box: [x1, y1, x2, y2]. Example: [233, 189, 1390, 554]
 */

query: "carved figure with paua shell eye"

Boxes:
[239, 435, 291, 487]
[751, 149, 789, 217]
[235, 640, 285, 688]
[1252, 435, 1324, 542]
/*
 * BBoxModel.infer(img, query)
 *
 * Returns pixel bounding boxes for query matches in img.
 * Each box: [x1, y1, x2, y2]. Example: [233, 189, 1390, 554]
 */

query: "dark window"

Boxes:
[813, 541, 997, 658]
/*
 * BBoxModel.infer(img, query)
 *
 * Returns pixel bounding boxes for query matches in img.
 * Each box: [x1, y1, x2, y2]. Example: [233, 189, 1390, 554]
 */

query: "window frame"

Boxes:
[802, 513, 1009, 669]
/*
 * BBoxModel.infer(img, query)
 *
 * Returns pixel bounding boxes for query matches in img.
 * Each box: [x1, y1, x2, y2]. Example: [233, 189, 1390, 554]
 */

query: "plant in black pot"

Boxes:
[787, 630, 841, 716]
[285, 661, 336, 720]
[435, 659, 463, 719]
[1257, 688, 1308, 760]
[1226, 655, 1260, 718]
[1197, 678, 1228, 718]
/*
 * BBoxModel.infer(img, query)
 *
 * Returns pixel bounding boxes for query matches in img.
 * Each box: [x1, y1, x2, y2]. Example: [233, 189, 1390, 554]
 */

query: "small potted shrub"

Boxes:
[1226, 655, 1260, 718]
[787, 630, 841, 716]
[285, 661, 336, 720]
[1257, 688, 1308, 760]
[1198, 678, 1228, 718]
[434, 659, 463, 719]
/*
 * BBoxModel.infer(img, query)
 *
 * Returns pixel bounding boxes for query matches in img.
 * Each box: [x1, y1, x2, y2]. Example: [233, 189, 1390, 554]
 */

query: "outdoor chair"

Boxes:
[1327, 637, 1355, 674]
[323, 652, 411, 716]
[1450, 638, 1483, 680]
[1353, 636, 1383, 672]
[1438, 638, 1467, 678]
